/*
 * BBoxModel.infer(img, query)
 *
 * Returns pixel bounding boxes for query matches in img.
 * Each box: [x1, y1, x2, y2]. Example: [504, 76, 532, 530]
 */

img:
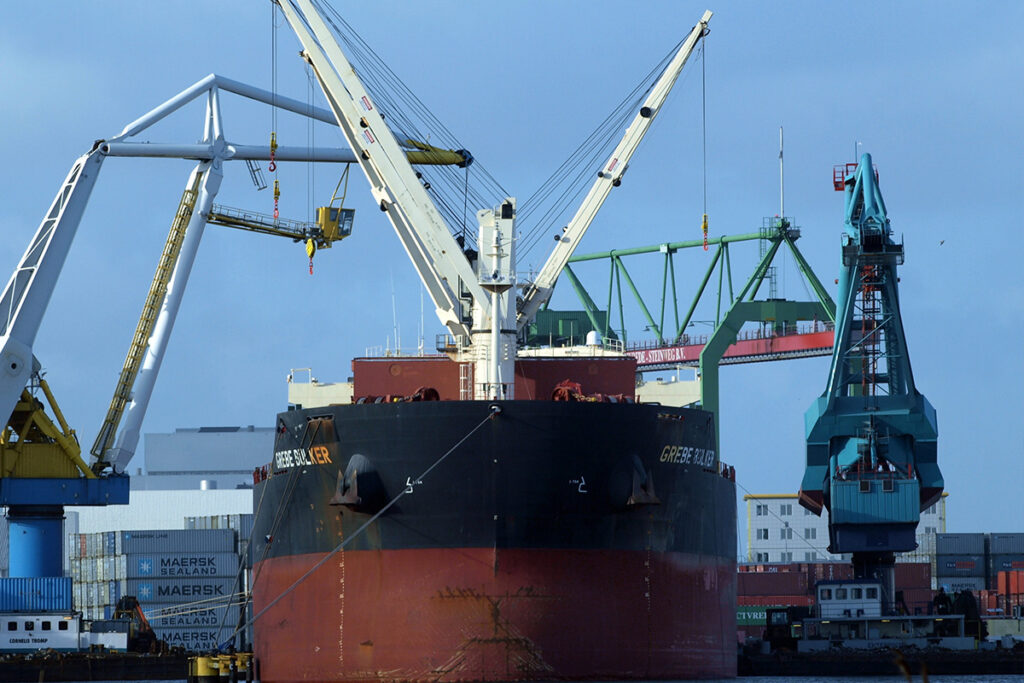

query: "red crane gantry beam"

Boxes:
[627, 326, 834, 369]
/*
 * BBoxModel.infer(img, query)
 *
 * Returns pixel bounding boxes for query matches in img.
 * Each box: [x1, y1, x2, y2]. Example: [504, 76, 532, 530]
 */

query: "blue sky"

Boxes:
[2, 2, 1022, 541]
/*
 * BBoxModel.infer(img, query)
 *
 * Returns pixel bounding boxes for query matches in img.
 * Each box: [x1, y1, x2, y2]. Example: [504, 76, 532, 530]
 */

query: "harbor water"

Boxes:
[86, 677, 1024, 683]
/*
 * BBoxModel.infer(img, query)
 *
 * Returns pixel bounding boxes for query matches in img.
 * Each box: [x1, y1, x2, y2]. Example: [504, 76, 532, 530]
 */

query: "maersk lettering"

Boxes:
[659, 444, 715, 467]
[158, 584, 225, 597]
[159, 556, 224, 576]
[274, 446, 332, 469]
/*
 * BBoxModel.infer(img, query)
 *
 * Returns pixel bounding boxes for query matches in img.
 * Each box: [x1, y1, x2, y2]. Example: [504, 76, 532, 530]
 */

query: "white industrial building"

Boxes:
[743, 492, 947, 565]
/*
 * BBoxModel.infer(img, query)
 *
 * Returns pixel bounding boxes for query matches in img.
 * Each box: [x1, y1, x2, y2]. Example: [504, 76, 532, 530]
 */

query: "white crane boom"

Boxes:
[0, 148, 106, 428]
[516, 10, 712, 331]
[276, 0, 488, 340]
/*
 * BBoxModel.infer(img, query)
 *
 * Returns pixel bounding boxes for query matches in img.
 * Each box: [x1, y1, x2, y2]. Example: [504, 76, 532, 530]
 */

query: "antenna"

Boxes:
[418, 286, 425, 355]
[779, 126, 784, 218]
[390, 272, 400, 354]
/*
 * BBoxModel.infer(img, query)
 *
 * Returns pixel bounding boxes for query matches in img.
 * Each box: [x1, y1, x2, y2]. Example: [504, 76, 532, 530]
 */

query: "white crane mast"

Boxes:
[516, 10, 712, 331]
[277, 0, 520, 399]
[276, 0, 488, 341]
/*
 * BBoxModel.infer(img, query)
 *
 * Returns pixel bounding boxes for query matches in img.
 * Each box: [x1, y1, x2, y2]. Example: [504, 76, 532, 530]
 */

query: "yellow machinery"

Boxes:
[1, 377, 93, 480]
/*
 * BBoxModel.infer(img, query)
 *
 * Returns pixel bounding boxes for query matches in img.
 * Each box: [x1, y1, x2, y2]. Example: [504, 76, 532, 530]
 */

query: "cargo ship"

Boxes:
[250, 354, 736, 681]
[250, 5, 735, 681]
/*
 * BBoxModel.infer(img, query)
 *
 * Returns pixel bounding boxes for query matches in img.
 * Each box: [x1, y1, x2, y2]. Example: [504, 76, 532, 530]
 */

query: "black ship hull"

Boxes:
[251, 400, 736, 681]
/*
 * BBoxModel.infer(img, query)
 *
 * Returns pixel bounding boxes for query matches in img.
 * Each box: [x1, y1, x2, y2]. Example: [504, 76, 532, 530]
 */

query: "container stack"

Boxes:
[994, 570, 1024, 616]
[989, 533, 1024, 616]
[935, 532, 987, 593]
[69, 529, 244, 649]
[989, 534, 1024, 579]
[185, 514, 255, 569]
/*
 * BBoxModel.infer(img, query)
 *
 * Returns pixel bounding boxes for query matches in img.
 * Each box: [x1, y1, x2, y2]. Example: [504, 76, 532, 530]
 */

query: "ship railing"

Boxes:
[602, 338, 625, 353]
[834, 460, 916, 483]
[435, 333, 470, 354]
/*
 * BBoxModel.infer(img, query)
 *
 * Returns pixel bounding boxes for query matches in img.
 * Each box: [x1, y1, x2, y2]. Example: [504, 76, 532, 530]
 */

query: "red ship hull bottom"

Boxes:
[252, 548, 735, 682]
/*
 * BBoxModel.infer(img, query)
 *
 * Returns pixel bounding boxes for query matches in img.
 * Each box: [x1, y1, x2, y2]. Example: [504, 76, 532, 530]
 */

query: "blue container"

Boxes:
[0, 577, 72, 612]
[936, 554, 986, 578]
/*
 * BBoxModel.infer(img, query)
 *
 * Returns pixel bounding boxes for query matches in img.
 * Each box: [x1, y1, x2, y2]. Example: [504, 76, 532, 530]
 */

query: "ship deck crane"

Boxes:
[275, 0, 712, 400]
[800, 153, 942, 611]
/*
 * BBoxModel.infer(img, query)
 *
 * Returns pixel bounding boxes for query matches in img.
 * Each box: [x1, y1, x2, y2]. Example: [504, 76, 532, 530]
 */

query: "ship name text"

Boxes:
[660, 444, 715, 467]
[274, 446, 332, 469]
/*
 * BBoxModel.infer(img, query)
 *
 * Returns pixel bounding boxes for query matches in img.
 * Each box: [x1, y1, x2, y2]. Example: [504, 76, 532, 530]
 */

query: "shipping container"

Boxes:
[239, 539, 252, 569]
[898, 587, 935, 615]
[148, 604, 241, 629]
[990, 533, 1024, 555]
[119, 529, 235, 555]
[85, 582, 97, 608]
[936, 554, 986, 577]
[151, 626, 225, 651]
[936, 532, 985, 555]
[72, 583, 82, 610]
[805, 563, 853, 583]
[936, 576, 986, 592]
[894, 562, 931, 590]
[738, 571, 809, 597]
[109, 580, 124, 605]
[237, 514, 254, 544]
[997, 570, 1024, 596]
[737, 605, 780, 626]
[126, 577, 239, 604]
[0, 577, 73, 613]
[977, 590, 999, 614]
[990, 555, 1024, 573]
[736, 594, 813, 607]
[125, 552, 241, 579]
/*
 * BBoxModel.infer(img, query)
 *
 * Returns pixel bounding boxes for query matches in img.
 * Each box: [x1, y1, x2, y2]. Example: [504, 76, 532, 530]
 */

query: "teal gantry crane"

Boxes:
[800, 153, 942, 609]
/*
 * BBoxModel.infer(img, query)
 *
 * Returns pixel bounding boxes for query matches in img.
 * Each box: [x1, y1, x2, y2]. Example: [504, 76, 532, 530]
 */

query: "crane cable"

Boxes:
[701, 38, 709, 252]
[313, 1, 508, 232]
[306, 63, 317, 275]
[270, 2, 280, 219]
